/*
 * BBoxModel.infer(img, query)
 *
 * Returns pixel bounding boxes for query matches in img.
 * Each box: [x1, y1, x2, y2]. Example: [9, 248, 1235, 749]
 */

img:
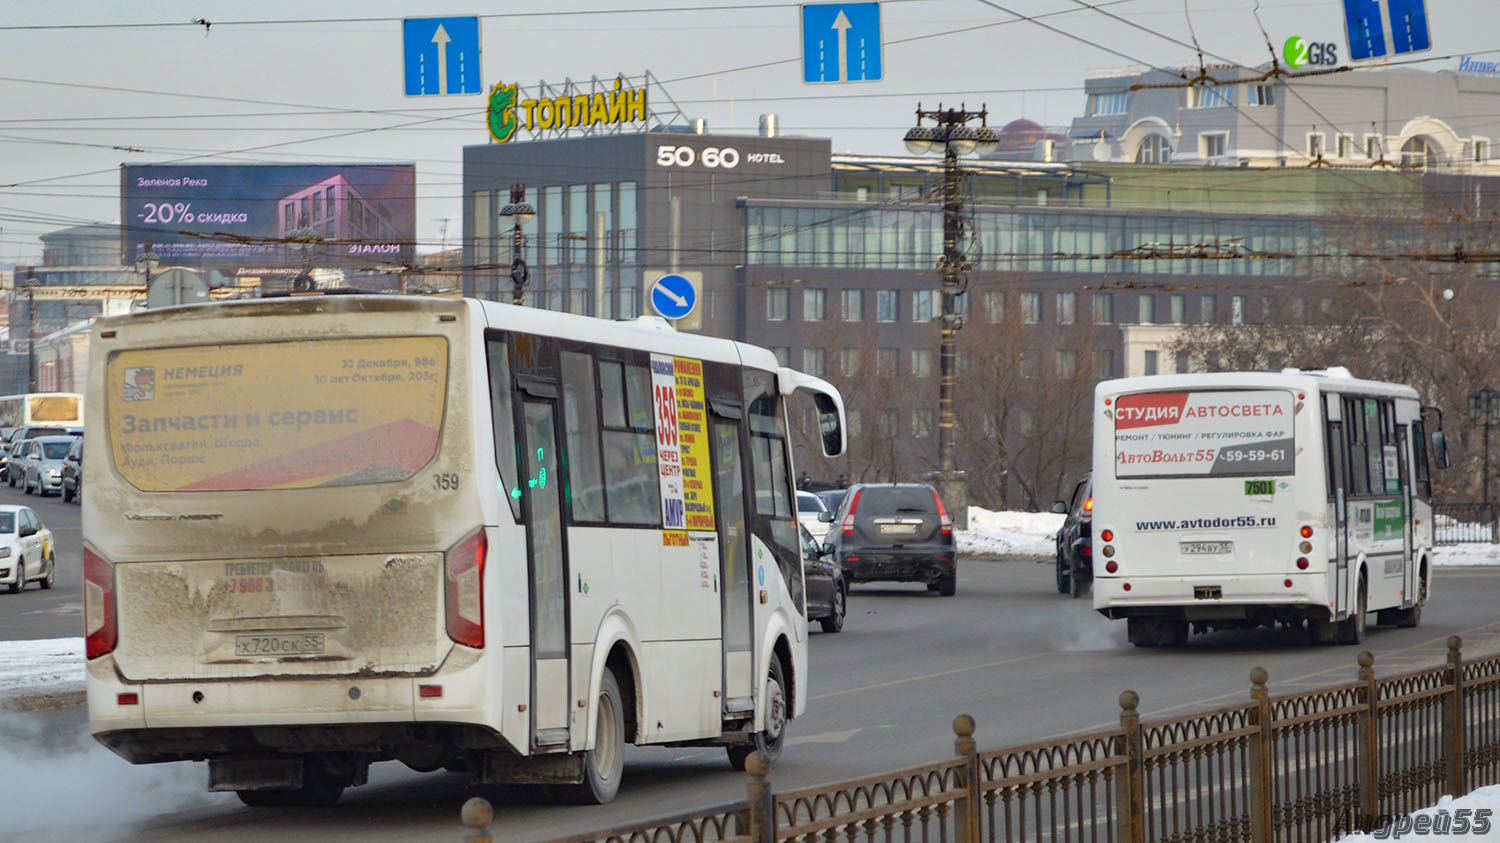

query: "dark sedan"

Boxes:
[801, 524, 847, 633]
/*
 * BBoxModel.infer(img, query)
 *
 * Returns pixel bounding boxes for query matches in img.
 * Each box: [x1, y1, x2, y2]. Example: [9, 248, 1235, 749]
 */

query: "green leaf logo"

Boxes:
[487, 83, 518, 143]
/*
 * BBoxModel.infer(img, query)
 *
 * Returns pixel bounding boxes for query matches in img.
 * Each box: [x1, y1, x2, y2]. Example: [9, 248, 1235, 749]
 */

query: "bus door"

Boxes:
[710, 402, 756, 714]
[1396, 424, 1416, 605]
[518, 381, 571, 750]
[1325, 401, 1350, 618]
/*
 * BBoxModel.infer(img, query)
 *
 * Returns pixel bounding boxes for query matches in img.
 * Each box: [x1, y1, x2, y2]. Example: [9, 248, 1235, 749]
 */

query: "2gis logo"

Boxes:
[1283, 36, 1339, 68]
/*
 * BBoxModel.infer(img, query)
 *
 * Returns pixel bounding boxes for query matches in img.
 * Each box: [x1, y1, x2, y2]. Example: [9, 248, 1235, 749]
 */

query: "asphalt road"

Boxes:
[3, 508, 1498, 841]
[0, 474, 83, 641]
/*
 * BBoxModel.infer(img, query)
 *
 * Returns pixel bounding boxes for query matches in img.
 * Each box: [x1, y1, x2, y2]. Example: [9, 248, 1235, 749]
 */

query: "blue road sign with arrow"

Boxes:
[403, 16, 482, 95]
[802, 3, 883, 83]
[1343, 0, 1430, 61]
[651, 274, 697, 321]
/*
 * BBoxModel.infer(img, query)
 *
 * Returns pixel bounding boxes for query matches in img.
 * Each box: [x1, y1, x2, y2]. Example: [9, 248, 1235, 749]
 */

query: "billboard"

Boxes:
[121, 164, 416, 268]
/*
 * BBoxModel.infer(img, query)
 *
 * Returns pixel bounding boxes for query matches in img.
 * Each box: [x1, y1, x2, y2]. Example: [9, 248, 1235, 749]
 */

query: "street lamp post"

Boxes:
[498, 183, 535, 306]
[1469, 386, 1500, 540]
[903, 105, 998, 529]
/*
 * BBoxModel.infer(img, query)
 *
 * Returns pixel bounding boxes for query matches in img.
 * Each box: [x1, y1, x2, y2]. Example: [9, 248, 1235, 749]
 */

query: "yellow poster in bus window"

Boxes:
[674, 357, 715, 531]
[106, 337, 447, 491]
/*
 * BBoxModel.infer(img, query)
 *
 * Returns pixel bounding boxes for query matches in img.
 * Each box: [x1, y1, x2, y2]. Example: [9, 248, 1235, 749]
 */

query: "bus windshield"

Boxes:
[1113, 388, 1296, 478]
[105, 336, 448, 491]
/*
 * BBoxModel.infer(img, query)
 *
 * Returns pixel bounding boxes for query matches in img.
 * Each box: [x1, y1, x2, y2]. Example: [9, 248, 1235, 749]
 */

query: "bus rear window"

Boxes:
[106, 337, 447, 491]
[1113, 389, 1295, 478]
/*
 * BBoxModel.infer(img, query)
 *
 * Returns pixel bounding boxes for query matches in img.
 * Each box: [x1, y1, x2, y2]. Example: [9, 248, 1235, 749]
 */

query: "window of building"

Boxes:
[1093, 350, 1115, 379]
[1248, 82, 1275, 106]
[1475, 138, 1491, 163]
[1092, 292, 1114, 323]
[846, 409, 862, 437]
[1201, 294, 1216, 323]
[1200, 132, 1227, 159]
[1337, 133, 1354, 159]
[1144, 349, 1159, 375]
[911, 348, 933, 378]
[1308, 132, 1325, 159]
[842, 289, 863, 322]
[1056, 291, 1077, 325]
[1365, 134, 1384, 159]
[1135, 134, 1172, 164]
[1402, 136, 1436, 168]
[803, 289, 825, 321]
[913, 290, 940, 322]
[1089, 91, 1127, 115]
[876, 348, 898, 377]
[1188, 85, 1232, 109]
[1231, 295, 1246, 325]
[879, 411, 899, 437]
[838, 348, 860, 376]
[1020, 352, 1038, 378]
[802, 347, 825, 377]
[1138, 294, 1155, 325]
[912, 410, 933, 439]
[1018, 408, 1036, 436]
[1022, 292, 1042, 324]
[1176, 350, 1190, 374]
[1056, 349, 1077, 379]
[877, 290, 899, 322]
[1169, 294, 1186, 324]
[767, 288, 789, 321]
[984, 291, 1004, 323]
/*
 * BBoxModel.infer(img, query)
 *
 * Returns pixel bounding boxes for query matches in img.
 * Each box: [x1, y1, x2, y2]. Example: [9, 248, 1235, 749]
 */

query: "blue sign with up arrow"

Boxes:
[1344, 0, 1430, 61]
[802, 3, 883, 83]
[651, 274, 698, 321]
[403, 16, 482, 96]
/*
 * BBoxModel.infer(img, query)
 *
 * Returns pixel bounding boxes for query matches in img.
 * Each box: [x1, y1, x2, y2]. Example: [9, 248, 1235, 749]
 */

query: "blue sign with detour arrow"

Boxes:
[651, 273, 698, 321]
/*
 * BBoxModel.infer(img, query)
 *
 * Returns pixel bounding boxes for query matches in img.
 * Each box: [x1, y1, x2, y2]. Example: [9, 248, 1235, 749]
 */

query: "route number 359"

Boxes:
[655, 145, 739, 169]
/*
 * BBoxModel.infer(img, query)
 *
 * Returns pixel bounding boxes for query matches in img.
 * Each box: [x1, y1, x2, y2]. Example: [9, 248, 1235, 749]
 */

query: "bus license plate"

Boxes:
[234, 633, 325, 657]
[1181, 541, 1232, 555]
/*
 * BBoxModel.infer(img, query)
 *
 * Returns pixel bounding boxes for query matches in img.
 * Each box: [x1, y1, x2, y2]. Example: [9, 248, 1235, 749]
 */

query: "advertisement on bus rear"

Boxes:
[1112, 389, 1296, 478]
[120, 163, 416, 268]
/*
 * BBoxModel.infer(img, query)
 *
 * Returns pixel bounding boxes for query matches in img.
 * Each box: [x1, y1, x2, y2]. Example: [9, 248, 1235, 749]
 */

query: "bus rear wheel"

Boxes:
[727, 658, 786, 771]
[557, 669, 626, 805]
[1338, 576, 1368, 645]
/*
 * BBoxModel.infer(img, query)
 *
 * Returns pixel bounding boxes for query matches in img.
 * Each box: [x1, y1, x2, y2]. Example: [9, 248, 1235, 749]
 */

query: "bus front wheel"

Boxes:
[728, 658, 786, 771]
[557, 669, 626, 805]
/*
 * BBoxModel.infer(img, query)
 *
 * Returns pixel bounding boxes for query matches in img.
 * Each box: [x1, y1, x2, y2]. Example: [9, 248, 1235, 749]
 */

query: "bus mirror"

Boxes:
[1431, 430, 1451, 469]
[814, 392, 845, 458]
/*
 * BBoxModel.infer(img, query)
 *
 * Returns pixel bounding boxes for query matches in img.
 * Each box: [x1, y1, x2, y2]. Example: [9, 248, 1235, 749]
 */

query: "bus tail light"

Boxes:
[1297, 558, 1310, 570]
[84, 545, 117, 659]
[1100, 529, 1113, 542]
[931, 489, 953, 536]
[445, 529, 487, 649]
[841, 488, 863, 536]
[1105, 560, 1118, 574]
[1300, 525, 1314, 538]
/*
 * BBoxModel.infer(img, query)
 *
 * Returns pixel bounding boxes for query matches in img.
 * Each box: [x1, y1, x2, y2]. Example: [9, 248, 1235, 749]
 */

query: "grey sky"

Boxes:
[1, 0, 1492, 260]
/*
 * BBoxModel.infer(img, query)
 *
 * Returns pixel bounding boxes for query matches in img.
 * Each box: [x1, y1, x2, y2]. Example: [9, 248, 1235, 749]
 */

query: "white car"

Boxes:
[0, 504, 55, 593]
[796, 490, 833, 542]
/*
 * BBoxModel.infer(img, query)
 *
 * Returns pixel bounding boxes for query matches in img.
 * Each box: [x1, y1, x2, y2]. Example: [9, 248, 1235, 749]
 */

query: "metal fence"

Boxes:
[1434, 502, 1499, 544]
[477, 637, 1500, 843]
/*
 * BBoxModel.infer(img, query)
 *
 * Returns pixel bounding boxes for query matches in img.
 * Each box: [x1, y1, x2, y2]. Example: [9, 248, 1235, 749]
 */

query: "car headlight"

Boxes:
[0, 547, 11, 558]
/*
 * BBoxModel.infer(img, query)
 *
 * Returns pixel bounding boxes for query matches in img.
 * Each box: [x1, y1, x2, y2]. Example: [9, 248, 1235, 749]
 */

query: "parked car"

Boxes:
[6, 439, 30, 488]
[0, 504, 55, 593]
[18, 435, 76, 497]
[800, 524, 846, 633]
[1051, 474, 1093, 598]
[61, 436, 83, 503]
[815, 488, 848, 516]
[796, 490, 833, 541]
[825, 482, 957, 596]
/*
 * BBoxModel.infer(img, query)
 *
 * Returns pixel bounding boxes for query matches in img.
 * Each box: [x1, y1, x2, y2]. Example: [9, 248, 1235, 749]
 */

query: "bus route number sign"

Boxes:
[1245, 479, 1275, 496]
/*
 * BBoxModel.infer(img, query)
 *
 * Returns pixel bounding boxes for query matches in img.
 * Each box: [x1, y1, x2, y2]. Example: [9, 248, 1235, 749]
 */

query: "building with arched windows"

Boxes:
[1065, 65, 1500, 171]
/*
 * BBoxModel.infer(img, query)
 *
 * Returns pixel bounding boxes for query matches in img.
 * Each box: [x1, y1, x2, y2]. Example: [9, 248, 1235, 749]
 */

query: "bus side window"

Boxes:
[599, 358, 659, 526]
[561, 351, 605, 522]
[1412, 419, 1433, 500]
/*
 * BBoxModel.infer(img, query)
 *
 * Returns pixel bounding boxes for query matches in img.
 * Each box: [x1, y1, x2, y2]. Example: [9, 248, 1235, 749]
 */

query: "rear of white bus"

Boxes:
[1090, 376, 1329, 645]
[83, 295, 501, 802]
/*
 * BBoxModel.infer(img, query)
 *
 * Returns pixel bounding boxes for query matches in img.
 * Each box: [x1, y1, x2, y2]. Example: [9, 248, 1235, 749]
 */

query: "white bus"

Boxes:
[83, 293, 846, 805]
[0, 391, 83, 429]
[1091, 368, 1448, 648]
